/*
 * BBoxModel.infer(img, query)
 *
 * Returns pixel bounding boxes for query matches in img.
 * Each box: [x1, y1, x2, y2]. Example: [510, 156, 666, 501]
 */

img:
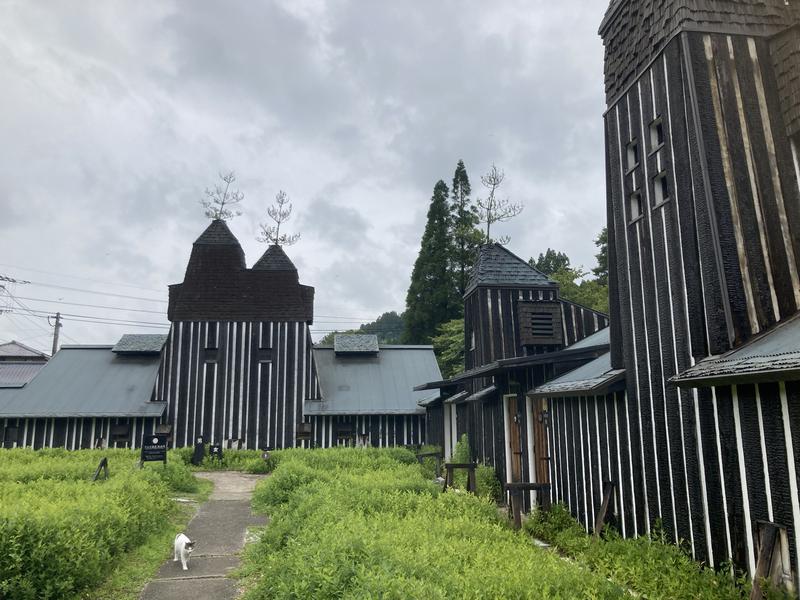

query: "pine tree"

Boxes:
[592, 227, 609, 286]
[403, 180, 458, 344]
[450, 160, 482, 298]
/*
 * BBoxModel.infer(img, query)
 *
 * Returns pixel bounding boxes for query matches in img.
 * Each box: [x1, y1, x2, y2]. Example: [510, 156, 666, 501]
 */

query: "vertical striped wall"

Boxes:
[465, 287, 609, 372]
[154, 320, 318, 450]
[549, 381, 800, 587]
[307, 414, 426, 448]
[1, 416, 161, 450]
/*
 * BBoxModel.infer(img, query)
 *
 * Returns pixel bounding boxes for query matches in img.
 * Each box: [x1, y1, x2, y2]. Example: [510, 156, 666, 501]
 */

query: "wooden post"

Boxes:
[750, 522, 781, 600]
[467, 465, 477, 493]
[92, 457, 109, 481]
[443, 462, 477, 492]
[503, 483, 552, 530]
[594, 481, 615, 537]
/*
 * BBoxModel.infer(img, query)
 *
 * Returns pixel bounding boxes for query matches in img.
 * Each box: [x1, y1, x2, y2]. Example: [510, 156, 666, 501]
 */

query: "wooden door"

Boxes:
[506, 396, 523, 482]
[531, 398, 550, 484]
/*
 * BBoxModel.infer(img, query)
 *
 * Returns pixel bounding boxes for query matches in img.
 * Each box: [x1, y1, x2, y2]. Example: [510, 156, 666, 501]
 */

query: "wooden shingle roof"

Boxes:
[465, 243, 555, 296]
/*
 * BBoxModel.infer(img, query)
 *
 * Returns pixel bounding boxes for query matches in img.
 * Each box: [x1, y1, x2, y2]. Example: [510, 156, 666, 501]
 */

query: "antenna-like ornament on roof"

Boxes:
[257, 190, 301, 246]
[200, 171, 244, 221]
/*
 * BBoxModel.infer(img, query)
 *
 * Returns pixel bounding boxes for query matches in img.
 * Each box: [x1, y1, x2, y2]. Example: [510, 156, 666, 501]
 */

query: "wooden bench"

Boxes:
[443, 462, 477, 493]
[503, 482, 552, 529]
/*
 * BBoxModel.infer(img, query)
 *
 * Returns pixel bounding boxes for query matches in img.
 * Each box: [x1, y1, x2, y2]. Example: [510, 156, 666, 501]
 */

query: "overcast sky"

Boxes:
[0, 1, 609, 352]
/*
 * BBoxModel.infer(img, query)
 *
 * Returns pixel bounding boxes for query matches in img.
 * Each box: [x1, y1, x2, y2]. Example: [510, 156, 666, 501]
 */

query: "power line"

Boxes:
[0, 262, 164, 293]
[24, 280, 167, 303]
[13, 295, 166, 315]
[14, 307, 169, 328]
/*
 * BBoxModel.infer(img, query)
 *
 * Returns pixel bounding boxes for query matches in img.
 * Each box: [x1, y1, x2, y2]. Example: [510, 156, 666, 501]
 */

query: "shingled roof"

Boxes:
[465, 243, 555, 296]
[253, 245, 297, 271]
[599, 0, 800, 103]
[0, 341, 48, 360]
[672, 312, 800, 387]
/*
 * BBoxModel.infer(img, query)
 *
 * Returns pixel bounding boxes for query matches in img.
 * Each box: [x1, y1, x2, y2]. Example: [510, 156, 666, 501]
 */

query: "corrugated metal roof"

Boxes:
[305, 346, 442, 415]
[112, 334, 167, 354]
[465, 244, 555, 295]
[0, 341, 48, 359]
[0, 362, 46, 388]
[566, 326, 610, 350]
[0, 346, 165, 417]
[673, 313, 800, 387]
[528, 353, 625, 398]
[334, 334, 379, 354]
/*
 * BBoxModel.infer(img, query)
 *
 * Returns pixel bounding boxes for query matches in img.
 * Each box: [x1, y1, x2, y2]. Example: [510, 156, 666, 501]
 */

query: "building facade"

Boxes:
[537, 0, 800, 589]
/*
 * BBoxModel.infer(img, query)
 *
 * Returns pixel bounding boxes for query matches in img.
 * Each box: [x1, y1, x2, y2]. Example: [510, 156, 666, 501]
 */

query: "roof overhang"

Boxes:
[0, 402, 168, 419]
[528, 370, 626, 399]
[672, 366, 800, 389]
[414, 343, 609, 391]
[304, 400, 425, 416]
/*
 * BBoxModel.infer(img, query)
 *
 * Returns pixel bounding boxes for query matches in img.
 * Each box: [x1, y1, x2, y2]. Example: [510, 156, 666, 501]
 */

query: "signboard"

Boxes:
[191, 436, 205, 466]
[209, 443, 223, 461]
[141, 433, 168, 464]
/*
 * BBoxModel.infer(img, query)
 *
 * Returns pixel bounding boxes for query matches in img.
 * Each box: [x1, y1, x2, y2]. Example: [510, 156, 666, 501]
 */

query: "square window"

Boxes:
[626, 140, 639, 171]
[204, 347, 218, 363]
[653, 172, 669, 205]
[650, 118, 664, 150]
[630, 192, 643, 221]
[257, 347, 273, 362]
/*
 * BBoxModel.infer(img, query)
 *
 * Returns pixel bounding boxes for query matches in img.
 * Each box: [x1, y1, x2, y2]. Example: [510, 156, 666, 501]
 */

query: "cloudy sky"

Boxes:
[0, 1, 609, 352]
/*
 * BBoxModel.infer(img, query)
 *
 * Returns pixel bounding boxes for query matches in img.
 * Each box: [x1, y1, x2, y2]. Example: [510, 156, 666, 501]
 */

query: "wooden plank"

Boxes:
[594, 481, 616, 537]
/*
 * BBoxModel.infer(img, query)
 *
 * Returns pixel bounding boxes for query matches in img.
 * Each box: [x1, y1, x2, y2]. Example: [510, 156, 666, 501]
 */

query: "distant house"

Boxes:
[0, 340, 49, 388]
[304, 334, 440, 447]
[0, 335, 166, 449]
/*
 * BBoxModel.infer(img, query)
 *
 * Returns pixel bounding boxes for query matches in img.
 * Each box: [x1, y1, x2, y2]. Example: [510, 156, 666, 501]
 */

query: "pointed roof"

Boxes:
[465, 243, 555, 295]
[0, 341, 48, 360]
[194, 219, 241, 245]
[253, 245, 297, 271]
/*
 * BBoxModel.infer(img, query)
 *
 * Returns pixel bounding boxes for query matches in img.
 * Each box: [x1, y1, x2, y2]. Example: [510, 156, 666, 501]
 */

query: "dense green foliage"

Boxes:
[450, 159, 483, 298]
[449, 433, 501, 501]
[171, 446, 274, 473]
[0, 448, 198, 599]
[532, 248, 572, 276]
[592, 227, 609, 285]
[317, 311, 406, 345]
[430, 318, 465, 378]
[240, 447, 623, 599]
[403, 180, 460, 344]
[525, 504, 755, 600]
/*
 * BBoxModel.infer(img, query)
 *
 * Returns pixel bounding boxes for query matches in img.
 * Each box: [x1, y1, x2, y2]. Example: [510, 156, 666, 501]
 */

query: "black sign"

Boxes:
[191, 436, 205, 466]
[141, 434, 168, 463]
[209, 443, 223, 460]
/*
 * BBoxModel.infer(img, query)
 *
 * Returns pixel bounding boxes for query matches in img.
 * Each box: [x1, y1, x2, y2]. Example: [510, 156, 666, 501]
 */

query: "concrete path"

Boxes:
[140, 472, 266, 600]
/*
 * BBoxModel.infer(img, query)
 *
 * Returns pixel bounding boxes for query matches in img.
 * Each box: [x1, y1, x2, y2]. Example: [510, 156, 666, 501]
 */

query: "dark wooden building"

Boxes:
[304, 334, 439, 448]
[419, 243, 609, 497]
[155, 219, 319, 449]
[535, 0, 800, 590]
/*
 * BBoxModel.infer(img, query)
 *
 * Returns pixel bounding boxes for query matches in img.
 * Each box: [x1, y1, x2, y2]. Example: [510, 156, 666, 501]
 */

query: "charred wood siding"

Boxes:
[549, 380, 800, 582]
[596, 24, 800, 583]
[0, 416, 161, 450]
[464, 287, 608, 371]
[307, 414, 426, 448]
[155, 320, 318, 449]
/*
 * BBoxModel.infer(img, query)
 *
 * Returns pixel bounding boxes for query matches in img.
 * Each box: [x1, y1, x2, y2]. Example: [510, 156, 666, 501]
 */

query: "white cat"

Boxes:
[173, 533, 195, 571]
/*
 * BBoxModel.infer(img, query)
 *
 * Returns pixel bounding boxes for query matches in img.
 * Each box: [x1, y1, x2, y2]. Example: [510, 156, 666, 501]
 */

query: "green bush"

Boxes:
[448, 434, 501, 500]
[0, 448, 199, 599]
[525, 503, 750, 599]
[169, 446, 276, 473]
[240, 447, 625, 599]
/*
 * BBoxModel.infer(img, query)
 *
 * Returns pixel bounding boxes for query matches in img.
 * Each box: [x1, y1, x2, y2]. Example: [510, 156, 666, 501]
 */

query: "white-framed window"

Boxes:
[626, 139, 639, 172]
[649, 117, 664, 152]
[653, 171, 670, 206]
[629, 191, 643, 222]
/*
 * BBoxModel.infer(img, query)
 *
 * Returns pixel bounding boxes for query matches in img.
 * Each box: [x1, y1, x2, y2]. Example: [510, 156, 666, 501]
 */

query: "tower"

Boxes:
[155, 220, 318, 449]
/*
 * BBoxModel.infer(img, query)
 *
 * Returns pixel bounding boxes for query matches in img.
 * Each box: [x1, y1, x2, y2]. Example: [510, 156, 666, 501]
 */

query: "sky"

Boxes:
[0, 1, 609, 352]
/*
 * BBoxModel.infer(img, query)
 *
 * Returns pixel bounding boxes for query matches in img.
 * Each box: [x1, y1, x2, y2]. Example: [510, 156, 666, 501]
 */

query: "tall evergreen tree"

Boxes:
[449, 160, 482, 298]
[530, 248, 571, 275]
[403, 180, 458, 344]
[592, 227, 608, 286]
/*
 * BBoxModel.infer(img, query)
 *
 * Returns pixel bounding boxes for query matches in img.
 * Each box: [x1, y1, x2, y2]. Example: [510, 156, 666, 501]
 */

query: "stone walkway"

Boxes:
[140, 471, 266, 600]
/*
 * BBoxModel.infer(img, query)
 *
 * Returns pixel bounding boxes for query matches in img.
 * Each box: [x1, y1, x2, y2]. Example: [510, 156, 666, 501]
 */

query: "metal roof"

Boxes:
[0, 346, 166, 418]
[305, 345, 442, 415]
[528, 353, 625, 398]
[0, 362, 46, 388]
[0, 341, 48, 359]
[565, 326, 610, 350]
[334, 334, 379, 354]
[465, 244, 555, 295]
[112, 334, 167, 354]
[672, 313, 800, 387]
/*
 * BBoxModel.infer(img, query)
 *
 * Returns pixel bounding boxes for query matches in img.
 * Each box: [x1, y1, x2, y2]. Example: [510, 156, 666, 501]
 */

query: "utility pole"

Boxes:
[50, 312, 62, 356]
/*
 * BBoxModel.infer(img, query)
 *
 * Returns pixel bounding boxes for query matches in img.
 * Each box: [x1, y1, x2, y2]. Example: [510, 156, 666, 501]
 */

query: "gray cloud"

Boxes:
[0, 0, 609, 351]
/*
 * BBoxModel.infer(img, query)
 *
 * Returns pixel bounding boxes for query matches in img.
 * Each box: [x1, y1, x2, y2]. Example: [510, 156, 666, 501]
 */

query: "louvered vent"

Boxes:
[517, 301, 563, 346]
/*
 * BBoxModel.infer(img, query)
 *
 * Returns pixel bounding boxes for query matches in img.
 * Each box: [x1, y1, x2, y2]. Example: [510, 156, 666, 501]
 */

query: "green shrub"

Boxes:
[240, 447, 625, 599]
[525, 503, 750, 599]
[0, 448, 200, 599]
